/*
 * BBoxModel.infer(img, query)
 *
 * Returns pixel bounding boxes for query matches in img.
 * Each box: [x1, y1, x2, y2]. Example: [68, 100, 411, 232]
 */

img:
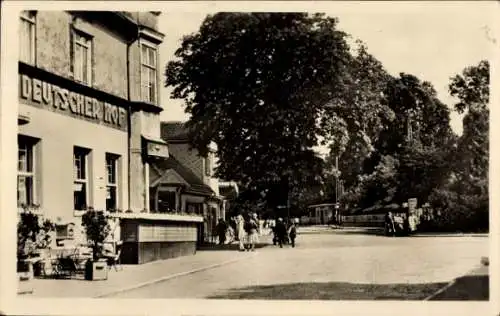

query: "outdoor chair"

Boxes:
[107, 247, 122, 271]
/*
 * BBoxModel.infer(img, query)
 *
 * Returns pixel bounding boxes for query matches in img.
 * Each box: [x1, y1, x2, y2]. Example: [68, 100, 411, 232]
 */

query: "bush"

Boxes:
[17, 206, 55, 259]
[81, 209, 112, 260]
[428, 188, 488, 233]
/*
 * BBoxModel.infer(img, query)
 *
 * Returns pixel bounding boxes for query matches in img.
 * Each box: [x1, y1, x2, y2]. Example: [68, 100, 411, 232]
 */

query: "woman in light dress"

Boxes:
[246, 213, 259, 251]
[236, 215, 246, 251]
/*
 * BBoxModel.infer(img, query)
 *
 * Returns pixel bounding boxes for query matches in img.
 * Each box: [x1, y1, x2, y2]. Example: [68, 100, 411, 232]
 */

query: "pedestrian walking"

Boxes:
[236, 214, 246, 251]
[275, 218, 287, 248]
[408, 213, 418, 233]
[215, 218, 228, 245]
[384, 211, 396, 236]
[269, 219, 277, 245]
[288, 221, 297, 248]
[226, 224, 235, 243]
[245, 213, 259, 251]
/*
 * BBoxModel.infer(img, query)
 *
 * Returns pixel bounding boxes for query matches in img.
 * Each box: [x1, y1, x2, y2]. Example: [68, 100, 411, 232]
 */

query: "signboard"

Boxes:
[19, 74, 128, 131]
[144, 137, 169, 159]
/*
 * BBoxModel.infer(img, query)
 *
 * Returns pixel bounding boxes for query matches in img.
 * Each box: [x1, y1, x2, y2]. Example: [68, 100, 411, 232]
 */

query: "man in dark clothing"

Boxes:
[215, 219, 228, 245]
[384, 212, 395, 236]
[275, 218, 287, 248]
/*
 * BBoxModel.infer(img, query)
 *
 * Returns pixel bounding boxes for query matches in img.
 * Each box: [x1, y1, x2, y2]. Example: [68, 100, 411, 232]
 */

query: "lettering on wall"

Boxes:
[19, 74, 128, 130]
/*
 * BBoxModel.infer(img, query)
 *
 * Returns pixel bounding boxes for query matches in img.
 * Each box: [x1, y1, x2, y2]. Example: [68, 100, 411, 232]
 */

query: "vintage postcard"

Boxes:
[0, 1, 497, 316]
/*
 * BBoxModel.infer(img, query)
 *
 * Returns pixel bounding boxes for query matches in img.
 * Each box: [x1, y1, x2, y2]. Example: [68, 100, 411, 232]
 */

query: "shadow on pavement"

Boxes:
[329, 228, 385, 236]
[207, 281, 449, 300]
[429, 274, 489, 301]
[197, 243, 272, 251]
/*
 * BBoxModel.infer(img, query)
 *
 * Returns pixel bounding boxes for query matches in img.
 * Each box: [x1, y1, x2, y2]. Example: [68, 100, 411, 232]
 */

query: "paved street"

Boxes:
[103, 228, 488, 300]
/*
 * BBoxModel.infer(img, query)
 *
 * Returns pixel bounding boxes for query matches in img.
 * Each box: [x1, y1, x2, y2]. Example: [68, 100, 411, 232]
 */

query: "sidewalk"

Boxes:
[24, 249, 256, 298]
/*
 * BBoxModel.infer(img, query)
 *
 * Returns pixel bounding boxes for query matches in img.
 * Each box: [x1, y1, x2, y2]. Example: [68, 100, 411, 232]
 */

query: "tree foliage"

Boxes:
[167, 13, 392, 209]
[166, 13, 353, 191]
[325, 42, 394, 189]
[449, 60, 489, 186]
[428, 60, 490, 232]
[165, 12, 488, 231]
[342, 72, 456, 210]
[449, 60, 489, 114]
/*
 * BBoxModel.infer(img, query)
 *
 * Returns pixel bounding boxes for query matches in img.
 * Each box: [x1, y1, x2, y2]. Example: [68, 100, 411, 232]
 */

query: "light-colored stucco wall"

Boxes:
[35, 11, 128, 99]
[18, 103, 129, 225]
[203, 151, 220, 196]
[17, 10, 168, 247]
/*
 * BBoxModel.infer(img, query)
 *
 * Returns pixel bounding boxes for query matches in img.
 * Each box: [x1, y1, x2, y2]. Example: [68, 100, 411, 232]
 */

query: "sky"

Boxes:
[158, 3, 496, 139]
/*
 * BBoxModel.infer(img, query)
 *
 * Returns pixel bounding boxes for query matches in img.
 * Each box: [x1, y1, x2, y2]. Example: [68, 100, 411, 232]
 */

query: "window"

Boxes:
[19, 11, 36, 64]
[150, 189, 176, 213]
[186, 202, 203, 215]
[158, 191, 176, 213]
[18, 137, 36, 206]
[73, 147, 90, 211]
[105, 153, 119, 211]
[71, 30, 92, 85]
[140, 42, 157, 103]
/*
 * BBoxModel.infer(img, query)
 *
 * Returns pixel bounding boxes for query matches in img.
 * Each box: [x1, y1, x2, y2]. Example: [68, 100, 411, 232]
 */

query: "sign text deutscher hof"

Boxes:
[19, 74, 127, 130]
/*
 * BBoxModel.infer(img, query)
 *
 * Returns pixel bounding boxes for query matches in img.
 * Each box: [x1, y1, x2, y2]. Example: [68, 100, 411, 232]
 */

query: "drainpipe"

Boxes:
[126, 36, 132, 211]
[134, 13, 150, 212]
[125, 12, 140, 211]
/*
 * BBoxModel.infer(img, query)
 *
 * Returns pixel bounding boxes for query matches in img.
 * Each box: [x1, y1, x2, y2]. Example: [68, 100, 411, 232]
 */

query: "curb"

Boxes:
[423, 279, 458, 301]
[95, 252, 258, 298]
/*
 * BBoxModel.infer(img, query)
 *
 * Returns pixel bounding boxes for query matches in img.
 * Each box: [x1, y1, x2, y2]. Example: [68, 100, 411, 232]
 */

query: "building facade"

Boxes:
[17, 11, 201, 263]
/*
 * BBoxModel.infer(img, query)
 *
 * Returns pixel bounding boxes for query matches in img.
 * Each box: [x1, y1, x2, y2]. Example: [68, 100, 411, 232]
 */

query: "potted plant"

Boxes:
[17, 205, 55, 280]
[81, 209, 111, 281]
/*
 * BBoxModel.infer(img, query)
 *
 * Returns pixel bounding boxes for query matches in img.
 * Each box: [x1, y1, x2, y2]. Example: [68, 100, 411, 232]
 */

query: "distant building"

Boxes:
[160, 121, 226, 243]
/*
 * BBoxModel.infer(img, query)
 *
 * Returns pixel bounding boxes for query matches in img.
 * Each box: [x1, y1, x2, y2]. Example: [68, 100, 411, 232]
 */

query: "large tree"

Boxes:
[343, 73, 456, 210]
[429, 59, 490, 231]
[449, 60, 489, 189]
[324, 41, 394, 190]
[166, 13, 364, 203]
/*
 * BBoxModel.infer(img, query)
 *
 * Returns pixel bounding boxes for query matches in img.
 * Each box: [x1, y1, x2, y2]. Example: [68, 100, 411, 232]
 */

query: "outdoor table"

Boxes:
[45, 246, 93, 278]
